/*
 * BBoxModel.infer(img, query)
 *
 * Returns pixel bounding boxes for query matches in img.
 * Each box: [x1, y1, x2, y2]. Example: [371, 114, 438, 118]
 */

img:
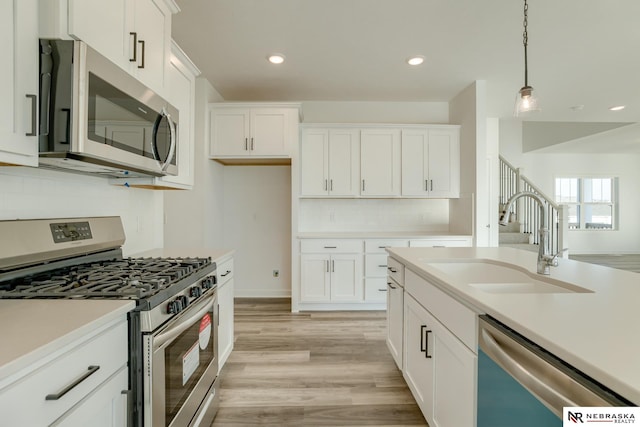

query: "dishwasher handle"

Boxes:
[478, 318, 626, 418]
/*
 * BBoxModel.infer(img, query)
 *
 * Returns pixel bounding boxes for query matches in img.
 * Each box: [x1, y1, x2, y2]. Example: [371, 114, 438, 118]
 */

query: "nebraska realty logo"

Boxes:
[564, 407, 639, 425]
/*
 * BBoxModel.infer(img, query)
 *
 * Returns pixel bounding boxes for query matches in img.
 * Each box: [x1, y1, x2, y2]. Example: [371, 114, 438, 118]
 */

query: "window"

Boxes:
[555, 177, 617, 230]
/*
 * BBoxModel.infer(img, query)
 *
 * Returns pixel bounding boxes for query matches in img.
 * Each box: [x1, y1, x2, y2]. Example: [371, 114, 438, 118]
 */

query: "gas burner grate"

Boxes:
[0, 256, 212, 300]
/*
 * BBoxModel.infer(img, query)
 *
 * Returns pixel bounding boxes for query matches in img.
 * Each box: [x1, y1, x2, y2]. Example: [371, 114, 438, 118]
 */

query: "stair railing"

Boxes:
[499, 155, 569, 256]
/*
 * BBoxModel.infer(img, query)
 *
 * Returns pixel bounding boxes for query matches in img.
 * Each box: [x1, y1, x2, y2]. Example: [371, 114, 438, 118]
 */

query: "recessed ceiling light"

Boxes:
[406, 55, 425, 66]
[267, 54, 285, 64]
[609, 105, 625, 111]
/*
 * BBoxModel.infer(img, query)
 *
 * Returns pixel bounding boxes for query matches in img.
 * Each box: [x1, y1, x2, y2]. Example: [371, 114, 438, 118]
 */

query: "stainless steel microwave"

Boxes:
[39, 39, 178, 178]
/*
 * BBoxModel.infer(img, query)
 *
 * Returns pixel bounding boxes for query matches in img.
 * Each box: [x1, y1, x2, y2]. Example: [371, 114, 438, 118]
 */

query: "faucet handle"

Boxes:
[547, 248, 569, 266]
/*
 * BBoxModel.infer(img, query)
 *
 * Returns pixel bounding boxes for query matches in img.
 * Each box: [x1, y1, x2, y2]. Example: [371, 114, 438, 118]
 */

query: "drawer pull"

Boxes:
[378, 264, 387, 268]
[388, 282, 396, 290]
[387, 267, 397, 273]
[45, 365, 100, 401]
[378, 288, 388, 292]
[378, 246, 388, 249]
[323, 246, 337, 249]
[221, 270, 232, 277]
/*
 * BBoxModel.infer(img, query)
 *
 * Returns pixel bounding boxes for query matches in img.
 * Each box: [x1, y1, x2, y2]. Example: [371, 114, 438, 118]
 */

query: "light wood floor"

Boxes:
[570, 254, 640, 273]
[211, 298, 427, 426]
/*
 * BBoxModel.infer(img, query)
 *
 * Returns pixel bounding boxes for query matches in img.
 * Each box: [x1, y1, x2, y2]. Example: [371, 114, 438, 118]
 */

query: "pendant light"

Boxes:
[514, 0, 540, 116]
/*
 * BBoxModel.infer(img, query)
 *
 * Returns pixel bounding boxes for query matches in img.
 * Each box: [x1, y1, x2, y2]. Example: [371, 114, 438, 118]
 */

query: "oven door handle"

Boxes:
[154, 294, 214, 349]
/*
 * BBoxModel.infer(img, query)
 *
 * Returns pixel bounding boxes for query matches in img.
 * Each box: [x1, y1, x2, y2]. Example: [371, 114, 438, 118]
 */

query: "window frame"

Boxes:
[554, 176, 618, 231]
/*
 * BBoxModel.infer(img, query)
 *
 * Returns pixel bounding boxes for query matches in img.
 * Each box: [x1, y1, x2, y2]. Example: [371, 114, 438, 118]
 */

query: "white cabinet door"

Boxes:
[300, 254, 331, 302]
[401, 127, 460, 198]
[210, 109, 250, 156]
[250, 109, 289, 156]
[386, 279, 403, 369]
[360, 129, 401, 196]
[403, 295, 435, 421]
[427, 128, 459, 198]
[0, 0, 38, 166]
[330, 254, 362, 302]
[401, 129, 429, 196]
[431, 318, 476, 427]
[218, 278, 234, 370]
[328, 129, 360, 196]
[130, 0, 171, 93]
[67, 0, 128, 70]
[300, 129, 329, 196]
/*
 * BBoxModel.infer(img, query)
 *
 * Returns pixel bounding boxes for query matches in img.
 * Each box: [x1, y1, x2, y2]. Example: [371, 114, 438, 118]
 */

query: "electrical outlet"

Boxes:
[273, 269, 279, 278]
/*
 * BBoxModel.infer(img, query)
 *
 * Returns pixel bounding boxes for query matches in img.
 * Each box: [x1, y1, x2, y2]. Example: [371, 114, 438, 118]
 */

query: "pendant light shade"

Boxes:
[514, 0, 540, 117]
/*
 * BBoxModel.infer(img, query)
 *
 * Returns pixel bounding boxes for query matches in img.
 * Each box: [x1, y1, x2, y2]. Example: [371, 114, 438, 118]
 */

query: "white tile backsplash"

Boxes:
[298, 198, 450, 232]
[0, 167, 163, 255]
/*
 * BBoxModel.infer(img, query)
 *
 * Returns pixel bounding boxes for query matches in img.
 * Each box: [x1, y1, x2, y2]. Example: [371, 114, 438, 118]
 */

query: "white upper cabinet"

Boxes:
[0, 0, 39, 166]
[209, 104, 300, 162]
[401, 127, 460, 198]
[360, 128, 401, 197]
[300, 128, 360, 197]
[46, 0, 176, 95]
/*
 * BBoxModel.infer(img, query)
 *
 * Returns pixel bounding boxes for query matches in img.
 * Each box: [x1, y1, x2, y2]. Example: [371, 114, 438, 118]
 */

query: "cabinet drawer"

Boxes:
[365, 254, 389, 277]
[0, 320, 128, 426]
[364, 278, 388, 303]
[364, 239, 409, 253]
[405, 268, 478, 351]
[217, 257, 234, 285]
[409, 238, 472, 248]
[387, 257, 405, 284]
[300, 239, 362, 253]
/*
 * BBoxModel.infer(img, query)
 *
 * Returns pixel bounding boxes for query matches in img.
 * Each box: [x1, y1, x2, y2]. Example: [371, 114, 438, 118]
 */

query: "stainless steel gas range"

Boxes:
[0, 216, 219, 427]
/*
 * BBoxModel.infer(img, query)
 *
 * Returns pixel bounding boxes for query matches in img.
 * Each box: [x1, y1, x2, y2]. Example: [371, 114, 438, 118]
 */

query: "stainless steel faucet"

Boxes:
[499, 191, 558, 275]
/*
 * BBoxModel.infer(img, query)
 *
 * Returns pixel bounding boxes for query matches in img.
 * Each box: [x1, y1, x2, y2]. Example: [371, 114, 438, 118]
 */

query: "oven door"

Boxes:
[144, 293, 219, 427]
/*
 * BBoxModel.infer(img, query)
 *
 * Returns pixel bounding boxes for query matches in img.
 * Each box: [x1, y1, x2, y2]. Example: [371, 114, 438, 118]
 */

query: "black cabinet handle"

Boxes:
[378, 264, 387, 268]
[251, 137, 254, 150]
[221, 270, 231, 277]
[45, 365, 100, 400]
[26, 94, 37, 136]
[245, 138, 248, 150]
[129, 32, 138, 62]
[323, 246, 337, 249]
[378, 288, 388, 292]
[425, 330, 433, 358]
[138, 39, 145, 68]
[387, 266, 397, 273]
[420, 325, 427, 353]
[387, 282, 396, 290]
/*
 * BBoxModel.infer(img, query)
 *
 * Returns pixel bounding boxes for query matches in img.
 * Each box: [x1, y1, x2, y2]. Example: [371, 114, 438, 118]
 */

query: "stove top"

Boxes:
[0, 257, 213, 300]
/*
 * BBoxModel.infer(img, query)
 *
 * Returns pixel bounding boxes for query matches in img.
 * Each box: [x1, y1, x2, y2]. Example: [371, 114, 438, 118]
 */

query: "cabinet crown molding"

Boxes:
[301, 123, 460, 129]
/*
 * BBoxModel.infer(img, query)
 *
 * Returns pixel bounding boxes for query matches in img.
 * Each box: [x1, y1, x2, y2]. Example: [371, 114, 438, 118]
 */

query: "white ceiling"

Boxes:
[172, 0, 640, 151]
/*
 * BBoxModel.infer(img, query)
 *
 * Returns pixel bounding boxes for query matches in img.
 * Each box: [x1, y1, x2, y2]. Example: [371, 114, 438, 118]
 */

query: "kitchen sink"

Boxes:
[423, 259, 592, 294]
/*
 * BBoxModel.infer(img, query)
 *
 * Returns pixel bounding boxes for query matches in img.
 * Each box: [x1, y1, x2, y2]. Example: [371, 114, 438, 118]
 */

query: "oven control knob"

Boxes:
[167, 300, 180, 314]
[190, 286, 202, 298]
[178, 295, 189, 309]
[201, 277, 212, 290]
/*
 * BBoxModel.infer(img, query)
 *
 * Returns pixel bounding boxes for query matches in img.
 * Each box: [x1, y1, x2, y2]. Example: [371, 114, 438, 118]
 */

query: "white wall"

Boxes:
[222, 166, 291, 297]
[0, 167, 163, 255]
[500, 119, 640, 254]
[449, 81, 491, 245]
[164, 78, 225, 249]
[298, 199, 450, 233]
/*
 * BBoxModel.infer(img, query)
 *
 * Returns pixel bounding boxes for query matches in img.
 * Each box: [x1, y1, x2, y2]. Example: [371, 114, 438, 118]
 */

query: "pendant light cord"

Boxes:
[523, 0, 529, 87]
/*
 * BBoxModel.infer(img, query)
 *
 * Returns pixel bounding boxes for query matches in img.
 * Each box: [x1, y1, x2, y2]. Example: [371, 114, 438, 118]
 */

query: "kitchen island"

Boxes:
[387, 246, 640, 406]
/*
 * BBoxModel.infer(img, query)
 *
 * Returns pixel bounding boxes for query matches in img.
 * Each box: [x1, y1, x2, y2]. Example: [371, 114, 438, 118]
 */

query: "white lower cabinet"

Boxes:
[217, 256, 235, 370]
[300, 253, 362, 302]
[404, 293, 476, 427]
[386, 276, 404, 370]
[0, 317, 129, 427]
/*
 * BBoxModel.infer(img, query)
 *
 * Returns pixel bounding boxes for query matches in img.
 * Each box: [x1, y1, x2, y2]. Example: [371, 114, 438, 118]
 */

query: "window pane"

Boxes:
[567, 204, 580, 229]
[555, 178, 579, 203]
[584, 178, 612, 203]
[584, 204, 613, 229]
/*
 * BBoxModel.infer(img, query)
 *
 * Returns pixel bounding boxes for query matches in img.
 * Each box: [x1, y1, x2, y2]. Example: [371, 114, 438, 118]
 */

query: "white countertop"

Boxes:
[386, 246, 640, 405]
[297, 231, 472, 239]
[0, 300, 134, 384]
[132, 248, 234, 264]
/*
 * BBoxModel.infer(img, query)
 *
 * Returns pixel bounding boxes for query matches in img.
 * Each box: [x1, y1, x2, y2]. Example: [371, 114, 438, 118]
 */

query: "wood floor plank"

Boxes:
[211, 298, 428, 426]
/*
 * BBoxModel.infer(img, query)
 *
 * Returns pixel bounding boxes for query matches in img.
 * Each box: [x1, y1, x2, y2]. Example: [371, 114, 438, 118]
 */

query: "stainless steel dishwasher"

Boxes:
[477, 315, 633, 427]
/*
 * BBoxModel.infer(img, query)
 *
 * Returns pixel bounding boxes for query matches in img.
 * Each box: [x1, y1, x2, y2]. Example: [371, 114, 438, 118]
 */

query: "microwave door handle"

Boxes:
[154, 294, 214, 350]
[161, 109, 176, 172]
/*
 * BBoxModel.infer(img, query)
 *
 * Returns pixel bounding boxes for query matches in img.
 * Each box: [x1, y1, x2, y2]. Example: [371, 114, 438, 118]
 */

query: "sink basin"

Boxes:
[424, 260, 592, 294]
